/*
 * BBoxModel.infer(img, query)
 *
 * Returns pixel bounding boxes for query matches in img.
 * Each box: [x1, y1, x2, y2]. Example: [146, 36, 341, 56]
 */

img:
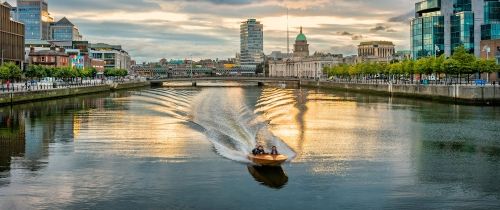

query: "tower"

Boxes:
[293, 26, 309, 58]
[240, 19, 264, 66]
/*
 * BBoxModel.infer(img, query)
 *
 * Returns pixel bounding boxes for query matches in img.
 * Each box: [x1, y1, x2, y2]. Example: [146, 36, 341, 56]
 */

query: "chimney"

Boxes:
[30, 47, 35, 53]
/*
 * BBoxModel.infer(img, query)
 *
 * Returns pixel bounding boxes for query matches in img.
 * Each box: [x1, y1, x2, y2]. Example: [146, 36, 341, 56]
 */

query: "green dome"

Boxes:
[296, 33, 307, 41]
[296, 26, 307, 41]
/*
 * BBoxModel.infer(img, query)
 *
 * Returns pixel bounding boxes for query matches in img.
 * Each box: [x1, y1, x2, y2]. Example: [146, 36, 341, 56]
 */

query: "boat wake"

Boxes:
[190, 88, 295, 163]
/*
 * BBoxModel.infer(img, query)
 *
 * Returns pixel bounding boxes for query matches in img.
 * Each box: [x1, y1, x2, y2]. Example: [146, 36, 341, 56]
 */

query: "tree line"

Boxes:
[325, 46, 499, 84]
[0, 63, 128, 81]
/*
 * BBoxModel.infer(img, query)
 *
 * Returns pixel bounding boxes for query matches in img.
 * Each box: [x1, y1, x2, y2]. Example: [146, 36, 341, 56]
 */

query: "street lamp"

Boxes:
[434, 45, 440, 58]
[483, 45, 491, 60]
[482, 45, 492, 83]
[1, 49, 5, 65]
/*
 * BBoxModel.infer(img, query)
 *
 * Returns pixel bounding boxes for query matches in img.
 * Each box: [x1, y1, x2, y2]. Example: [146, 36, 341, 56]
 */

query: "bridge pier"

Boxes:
[150, 82, 163, 87]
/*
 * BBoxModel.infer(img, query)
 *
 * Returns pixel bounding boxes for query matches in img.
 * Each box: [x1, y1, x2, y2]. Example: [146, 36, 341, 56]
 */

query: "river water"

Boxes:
[0, 85, 499, 209]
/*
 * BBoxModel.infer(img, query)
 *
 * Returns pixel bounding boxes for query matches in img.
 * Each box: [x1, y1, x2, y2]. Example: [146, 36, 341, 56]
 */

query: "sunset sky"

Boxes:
[7, 0, 416, 62]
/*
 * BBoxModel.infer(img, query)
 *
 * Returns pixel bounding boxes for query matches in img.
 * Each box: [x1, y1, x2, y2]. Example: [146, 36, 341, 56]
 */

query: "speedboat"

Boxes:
[247, 154, 288, 166]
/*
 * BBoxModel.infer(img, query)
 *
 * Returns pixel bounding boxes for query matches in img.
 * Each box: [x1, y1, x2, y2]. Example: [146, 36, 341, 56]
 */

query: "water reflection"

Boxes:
[0, 85, 499, 209]
[247, 165, 288, 189]
[0, 108, 25, 185]
[0, 93, 120, 186]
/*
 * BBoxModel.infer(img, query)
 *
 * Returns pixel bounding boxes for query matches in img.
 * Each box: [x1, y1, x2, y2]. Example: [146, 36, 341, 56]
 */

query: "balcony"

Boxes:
[416, 0, 441, 14]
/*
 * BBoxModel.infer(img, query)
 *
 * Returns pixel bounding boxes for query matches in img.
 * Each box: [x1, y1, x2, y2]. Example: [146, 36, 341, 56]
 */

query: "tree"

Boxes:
[433, 55, 446, 78]
[0, 65, 9, 80]
[0, 62, 22, 81]
[475, 58, 499, 82]
[442, 58, 460, 84]
[54, 66, 76, 79]
[26, 65, 47, 79]
[451, 45, 476, 83]
[402, 59, 415, 82]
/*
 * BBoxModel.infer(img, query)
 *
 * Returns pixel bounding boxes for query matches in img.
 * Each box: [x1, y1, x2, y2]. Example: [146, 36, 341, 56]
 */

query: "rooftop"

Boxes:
[52, 17, 75, 27]
[30, 49, 68, 56]
[359, 41, 395, 46]
[91, 43, 123, 50]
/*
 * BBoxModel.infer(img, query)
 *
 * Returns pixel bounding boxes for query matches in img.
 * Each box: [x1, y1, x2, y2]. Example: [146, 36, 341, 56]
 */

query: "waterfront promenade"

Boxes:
[300, 80, 500, 105]
[151, 76, 500, 105]
[0, 80, 149, 106]
[2, 76, 499, 106]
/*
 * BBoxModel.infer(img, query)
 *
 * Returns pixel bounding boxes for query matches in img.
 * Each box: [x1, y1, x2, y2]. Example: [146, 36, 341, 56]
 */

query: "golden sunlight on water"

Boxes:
[259, 88, 415, 175]
[1, 86, 500, 209]
[71, 91, 211, 162]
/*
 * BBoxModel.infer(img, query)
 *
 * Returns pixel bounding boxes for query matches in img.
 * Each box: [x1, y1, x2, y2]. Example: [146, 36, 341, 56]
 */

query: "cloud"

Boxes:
[370, 25, 388, 32]
[351, 35, 363, 40]
[369, 25, 398, 33]
[5, 0, 413, 62]
[337, 31, 364, 41]
[388, 11, 414, 23]
[339, 31, 353, 36]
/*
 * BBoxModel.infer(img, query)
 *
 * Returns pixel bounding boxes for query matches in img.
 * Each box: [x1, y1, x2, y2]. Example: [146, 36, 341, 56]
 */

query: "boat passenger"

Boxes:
[270, 146, 279, 155]
[252, 145, 261, 155]
[256, 145, 266, 155]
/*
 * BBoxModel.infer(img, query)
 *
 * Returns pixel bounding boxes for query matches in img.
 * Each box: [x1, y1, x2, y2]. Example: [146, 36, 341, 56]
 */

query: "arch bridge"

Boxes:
[149, 77, 302, 87]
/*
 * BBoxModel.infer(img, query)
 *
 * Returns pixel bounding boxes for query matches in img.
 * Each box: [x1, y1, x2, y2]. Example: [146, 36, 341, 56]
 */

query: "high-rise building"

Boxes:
[50, 17, 82, 41]
[411, 0, 500, 59]
[481, 0, 500, 40]
[15, 0, 53, 40]
[240, 19, 264, 67]
[1, 2, 25, 66]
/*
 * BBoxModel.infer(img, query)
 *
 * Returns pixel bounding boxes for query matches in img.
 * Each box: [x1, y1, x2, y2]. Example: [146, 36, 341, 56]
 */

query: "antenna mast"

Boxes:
[287, 7, 290, 57]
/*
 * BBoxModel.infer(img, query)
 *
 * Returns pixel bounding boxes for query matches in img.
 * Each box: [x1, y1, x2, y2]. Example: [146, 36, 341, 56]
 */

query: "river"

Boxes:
[1, 85, 499, 209]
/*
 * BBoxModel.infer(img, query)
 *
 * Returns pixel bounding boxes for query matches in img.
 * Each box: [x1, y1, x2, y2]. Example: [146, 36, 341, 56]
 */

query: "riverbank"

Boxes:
[0, 81, 150, 106]
[301, 80, 500, 105]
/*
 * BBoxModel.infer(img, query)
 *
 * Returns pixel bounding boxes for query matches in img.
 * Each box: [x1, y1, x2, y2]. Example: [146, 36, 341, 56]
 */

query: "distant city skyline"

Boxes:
[5, 0, 415, 62]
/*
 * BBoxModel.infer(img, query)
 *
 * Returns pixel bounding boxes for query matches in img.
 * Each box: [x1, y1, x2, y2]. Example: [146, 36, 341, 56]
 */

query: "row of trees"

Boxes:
[25, 65, 98, 79]
[0, 63, 128, 82]
[325, 46, 499, 84]
[104, 68, 128, 77]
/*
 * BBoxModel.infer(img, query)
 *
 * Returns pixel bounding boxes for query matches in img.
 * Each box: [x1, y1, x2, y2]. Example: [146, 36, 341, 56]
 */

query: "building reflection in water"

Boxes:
[0, 95, 107, 186]
[247, 165, 288, 189]
[0, 108, 26, 186]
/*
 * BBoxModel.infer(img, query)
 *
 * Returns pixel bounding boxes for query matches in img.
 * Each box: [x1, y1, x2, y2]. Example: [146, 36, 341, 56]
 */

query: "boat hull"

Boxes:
[248, 154, 288, 166]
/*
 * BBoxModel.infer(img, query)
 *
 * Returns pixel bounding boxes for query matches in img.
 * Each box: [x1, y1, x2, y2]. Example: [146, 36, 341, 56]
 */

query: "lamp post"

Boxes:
[434, 45, 440, 58]
[483, 45, 491, 60]
[482, 45, 491, 83]
[1, 49, 5, 65]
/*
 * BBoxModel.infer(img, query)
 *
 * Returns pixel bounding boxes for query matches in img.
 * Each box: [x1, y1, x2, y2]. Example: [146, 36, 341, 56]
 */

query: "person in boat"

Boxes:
[270, 146, 279, 155]
[252, 145, 266, 155]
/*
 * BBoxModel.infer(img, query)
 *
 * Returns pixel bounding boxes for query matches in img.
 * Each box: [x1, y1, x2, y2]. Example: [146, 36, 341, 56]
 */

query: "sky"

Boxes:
[7, 0, 416, 62]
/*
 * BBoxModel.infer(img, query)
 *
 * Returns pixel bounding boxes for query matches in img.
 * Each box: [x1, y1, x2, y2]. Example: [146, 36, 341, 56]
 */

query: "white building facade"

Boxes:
[269, 56, 342, 79]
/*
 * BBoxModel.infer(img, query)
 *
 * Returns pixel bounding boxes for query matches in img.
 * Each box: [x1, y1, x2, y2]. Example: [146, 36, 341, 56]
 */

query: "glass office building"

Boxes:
[411, 0, 445, 59]
[481, 0, 500, 40]
[451, 11, 474, 53]
[50, 17, 82, 41]
[15, 0, 52, 40]
[412, 0, 500, 59]
[240, 19, 264, 67]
